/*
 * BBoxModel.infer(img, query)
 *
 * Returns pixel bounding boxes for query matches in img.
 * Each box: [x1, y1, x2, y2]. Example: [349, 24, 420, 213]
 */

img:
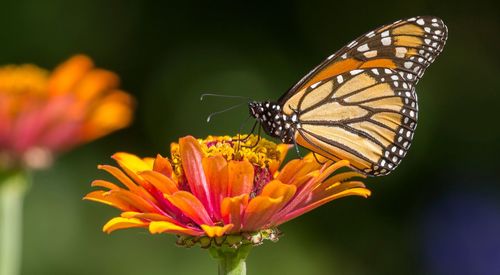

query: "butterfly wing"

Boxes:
[279, 16, 447, 176]
[280, 16, 447, 115]
[294, 68, 416, 176]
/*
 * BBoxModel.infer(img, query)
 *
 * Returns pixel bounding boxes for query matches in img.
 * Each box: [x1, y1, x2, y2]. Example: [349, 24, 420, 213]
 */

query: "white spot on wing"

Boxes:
[381, 37, 392, 46]
[310, 81, 322, 89]
[357, 44, 369, 52]
[395, 47, 407, 58]
[364, 50, 377, 58]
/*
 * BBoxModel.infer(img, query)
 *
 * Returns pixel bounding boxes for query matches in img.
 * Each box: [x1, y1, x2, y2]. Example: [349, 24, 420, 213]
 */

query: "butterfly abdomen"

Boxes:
[249, 101, 296, 143]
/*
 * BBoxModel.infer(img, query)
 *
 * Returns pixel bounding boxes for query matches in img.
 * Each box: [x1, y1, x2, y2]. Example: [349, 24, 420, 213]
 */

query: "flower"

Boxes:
[0, 55, 134, 169]
[84, 135, 370, 247]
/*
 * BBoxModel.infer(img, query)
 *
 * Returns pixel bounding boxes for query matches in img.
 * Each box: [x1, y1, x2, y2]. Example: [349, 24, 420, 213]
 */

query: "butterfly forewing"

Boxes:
[279, 16, 447, 105]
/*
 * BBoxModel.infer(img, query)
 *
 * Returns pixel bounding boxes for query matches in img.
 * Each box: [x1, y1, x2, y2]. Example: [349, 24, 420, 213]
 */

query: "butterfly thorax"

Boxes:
[248, 101, 297, 144]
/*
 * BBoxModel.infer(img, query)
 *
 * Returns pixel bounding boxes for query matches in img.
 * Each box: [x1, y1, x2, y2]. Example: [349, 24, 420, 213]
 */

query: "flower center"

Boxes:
[170, 135, 283, 195]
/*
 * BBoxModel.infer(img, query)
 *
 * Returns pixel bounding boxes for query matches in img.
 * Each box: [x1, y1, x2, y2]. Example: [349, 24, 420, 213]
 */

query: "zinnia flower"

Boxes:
[85, 135, 370, 244]
[0, 55, 134, 169]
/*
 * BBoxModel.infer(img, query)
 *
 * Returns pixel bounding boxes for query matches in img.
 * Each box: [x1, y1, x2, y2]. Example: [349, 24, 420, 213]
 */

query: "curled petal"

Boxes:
[103, 217, 148, 233]
[201, 224, 234, 237]
[149, 221, 203, 236]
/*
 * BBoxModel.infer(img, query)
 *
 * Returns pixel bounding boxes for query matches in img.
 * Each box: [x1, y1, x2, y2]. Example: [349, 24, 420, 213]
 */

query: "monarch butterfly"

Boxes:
[248, 16, 448, 176]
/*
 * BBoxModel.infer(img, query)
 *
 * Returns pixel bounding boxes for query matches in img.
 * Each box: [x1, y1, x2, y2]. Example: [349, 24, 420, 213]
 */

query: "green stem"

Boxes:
[209, 244, 252, 275]
[0, 170, 29, 275]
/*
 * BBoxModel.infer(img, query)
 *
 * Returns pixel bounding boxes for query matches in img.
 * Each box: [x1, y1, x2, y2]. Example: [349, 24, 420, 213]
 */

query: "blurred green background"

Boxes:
[1, 0, 499, 274]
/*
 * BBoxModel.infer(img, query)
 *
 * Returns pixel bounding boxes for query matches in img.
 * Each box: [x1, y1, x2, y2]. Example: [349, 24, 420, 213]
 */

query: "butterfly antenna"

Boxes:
[206, 102, 246, 122]
[200, 93, 252, 101]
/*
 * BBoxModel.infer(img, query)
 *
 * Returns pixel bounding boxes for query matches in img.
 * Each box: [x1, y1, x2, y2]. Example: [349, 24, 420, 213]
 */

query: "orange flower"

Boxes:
[85, 135, 370, 247]
[0, 55, 134, 169]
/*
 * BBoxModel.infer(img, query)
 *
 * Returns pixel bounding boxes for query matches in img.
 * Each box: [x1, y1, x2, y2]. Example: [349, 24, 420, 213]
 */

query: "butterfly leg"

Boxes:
[292, 135, 302, 159]
[243, 125, 262, 149]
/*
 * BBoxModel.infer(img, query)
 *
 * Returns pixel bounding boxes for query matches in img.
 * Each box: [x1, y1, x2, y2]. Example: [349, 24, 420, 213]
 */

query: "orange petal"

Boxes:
[111, 189, 159, 214]
[277, 158, 319, 185]
[139, 170, 178, 195]
[179, 136, 213, 213]
[228, 160, 254, 197]
[97, 165, 156, 201]
[201, 224, 234, 237]
[260, 180, 296, 202]
[111, 152, 152, 188]
[121, 212, 177, 223]
[103, 217, 148, 233]
[149, 221, 203, 236]
[153, 154, 173, 177]
[277, 186, 371, 226]
[98, 164, 138, 191]
[312, 181, 368, 201]
[321, 171, 366, 186]
[165, 191, 213, 226]
[269, 144, 291, 174]
[48, 54, 94, 96]
[83, 190, 134, 211]
[113, 152, 153, 174]
[91, 179, 120, 190]
[202, 156, 229, 219]
[82, 90, 134, 141]
[242, 196, 283, 231]
[221, 194, 249, 232]
[73, 69, 119, 102]
[314, 160, 351, 184]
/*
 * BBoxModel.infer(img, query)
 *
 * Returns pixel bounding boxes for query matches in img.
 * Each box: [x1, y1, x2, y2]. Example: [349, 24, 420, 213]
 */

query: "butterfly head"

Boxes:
[249, 101, 296, 143]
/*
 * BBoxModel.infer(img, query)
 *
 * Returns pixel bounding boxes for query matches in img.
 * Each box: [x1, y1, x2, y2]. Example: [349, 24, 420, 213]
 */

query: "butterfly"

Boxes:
[248, 16, 448, 176]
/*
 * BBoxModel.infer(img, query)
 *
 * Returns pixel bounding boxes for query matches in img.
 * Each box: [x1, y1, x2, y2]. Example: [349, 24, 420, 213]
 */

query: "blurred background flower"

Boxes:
[0, 0, 498, 274]
[0, 54, 133, 275]
[0, 55, 134, 170]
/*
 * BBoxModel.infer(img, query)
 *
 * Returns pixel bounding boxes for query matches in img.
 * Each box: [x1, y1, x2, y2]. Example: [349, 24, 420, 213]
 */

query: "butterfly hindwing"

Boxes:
[293, 68, 417, 176]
